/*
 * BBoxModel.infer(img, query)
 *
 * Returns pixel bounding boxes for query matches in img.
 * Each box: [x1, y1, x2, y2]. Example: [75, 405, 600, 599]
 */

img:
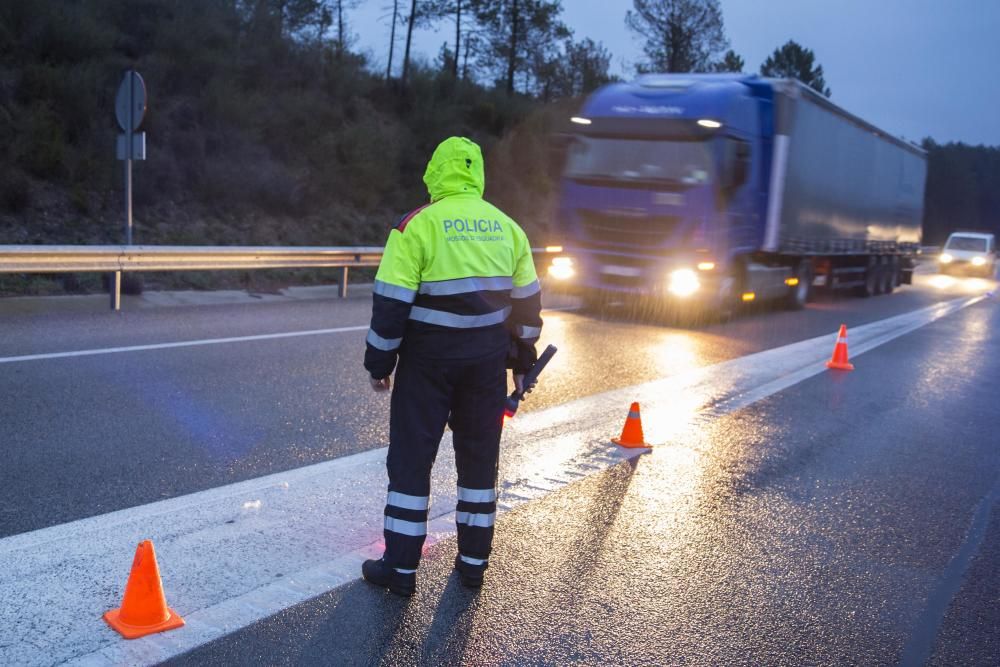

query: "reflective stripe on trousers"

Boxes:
[382, 351, 505, 570]
[456, 511, 495, 528]
[384, 515, 426, 536]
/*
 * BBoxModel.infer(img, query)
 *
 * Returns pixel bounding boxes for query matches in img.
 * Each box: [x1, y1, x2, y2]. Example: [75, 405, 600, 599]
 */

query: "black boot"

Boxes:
[454, 555, 487, 588]
[362, 558, 416, 597]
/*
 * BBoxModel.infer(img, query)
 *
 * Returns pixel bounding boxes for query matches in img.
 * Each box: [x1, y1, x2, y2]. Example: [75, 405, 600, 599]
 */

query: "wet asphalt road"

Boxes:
[2, 273, 999, 665]
[1, 273, 993, 538]
[165, 287, 1000, 666]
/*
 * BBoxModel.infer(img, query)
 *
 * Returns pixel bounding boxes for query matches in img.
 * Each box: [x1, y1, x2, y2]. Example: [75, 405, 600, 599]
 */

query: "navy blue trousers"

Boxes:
[382, 350, 506, 572]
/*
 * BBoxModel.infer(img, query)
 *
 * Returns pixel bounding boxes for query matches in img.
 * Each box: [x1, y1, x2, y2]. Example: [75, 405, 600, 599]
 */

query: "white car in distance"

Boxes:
[939, 232, 997, 277]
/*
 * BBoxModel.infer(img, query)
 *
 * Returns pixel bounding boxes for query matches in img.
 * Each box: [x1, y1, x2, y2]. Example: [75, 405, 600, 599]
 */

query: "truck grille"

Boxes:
[577, 211, 682, 250]
[600, 273, 645, 288]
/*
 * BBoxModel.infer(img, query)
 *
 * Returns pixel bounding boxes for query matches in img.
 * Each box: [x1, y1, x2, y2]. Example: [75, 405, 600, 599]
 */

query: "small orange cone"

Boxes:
[612, 402, 650, 448]
[104, 540, 185, 639]
[825, 324, 855, 371]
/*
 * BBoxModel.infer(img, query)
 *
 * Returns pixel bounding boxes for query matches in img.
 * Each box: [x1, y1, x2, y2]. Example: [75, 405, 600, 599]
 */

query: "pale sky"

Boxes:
[351, 1, 1000, 146]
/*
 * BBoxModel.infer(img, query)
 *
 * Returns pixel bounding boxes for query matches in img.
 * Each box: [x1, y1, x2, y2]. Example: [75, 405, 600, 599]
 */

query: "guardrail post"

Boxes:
[339, 266, 349, 298]
[110, 271, 122, 311]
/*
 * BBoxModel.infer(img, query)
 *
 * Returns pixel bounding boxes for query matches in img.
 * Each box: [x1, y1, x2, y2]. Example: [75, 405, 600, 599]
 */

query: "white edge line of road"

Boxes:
[0, 307, 580, 365]
[0, 326, 369, 364]
[2, 295, 989, 666]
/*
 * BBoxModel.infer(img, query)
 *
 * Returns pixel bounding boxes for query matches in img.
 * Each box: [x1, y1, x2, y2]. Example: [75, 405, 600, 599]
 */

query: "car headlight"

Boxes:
[667, 268, 700, 297]
[939, 253, 953, 264]
[972, 256, 986, 266]
[547, 256, 575, 280]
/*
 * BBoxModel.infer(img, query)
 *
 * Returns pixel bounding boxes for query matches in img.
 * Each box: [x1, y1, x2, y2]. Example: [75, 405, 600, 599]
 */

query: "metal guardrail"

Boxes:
[0, 245, 385, 273]
[0, 245, 386, 309]
[0, 244, 563, 310]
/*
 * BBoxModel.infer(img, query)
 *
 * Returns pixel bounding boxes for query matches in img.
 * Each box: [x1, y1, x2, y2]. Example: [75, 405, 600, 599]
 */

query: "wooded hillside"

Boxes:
[0, 1, 589, 254]
[0, 0, 995, 295]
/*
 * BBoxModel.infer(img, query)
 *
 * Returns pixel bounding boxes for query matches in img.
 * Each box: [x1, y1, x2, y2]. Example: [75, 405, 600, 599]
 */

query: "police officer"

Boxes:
[362, 136, 543, 596]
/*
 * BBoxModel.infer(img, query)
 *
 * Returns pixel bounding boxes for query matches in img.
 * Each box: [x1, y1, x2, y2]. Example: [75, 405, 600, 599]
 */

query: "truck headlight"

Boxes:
[667, 268, 699, 297]
[939, 253, 953, 264]
[548, 256, 575, 280]
[972, 256, 986, 266]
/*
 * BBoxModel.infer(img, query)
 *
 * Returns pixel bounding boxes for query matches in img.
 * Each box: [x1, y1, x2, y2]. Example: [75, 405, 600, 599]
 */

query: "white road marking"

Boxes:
[0, 295, 985, 666]
[0, 307, 578, 365]
[0, 326, 369, 364]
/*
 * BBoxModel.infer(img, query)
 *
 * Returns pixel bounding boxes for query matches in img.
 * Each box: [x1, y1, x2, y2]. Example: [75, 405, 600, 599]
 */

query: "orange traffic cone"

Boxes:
[612, 402, 650, 448]
[825, 324, 855, 371]
[103, 540, 185, 639]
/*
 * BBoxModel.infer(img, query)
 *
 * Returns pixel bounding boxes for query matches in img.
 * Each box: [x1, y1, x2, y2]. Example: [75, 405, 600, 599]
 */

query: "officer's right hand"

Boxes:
[513, 373, 535, 396]
[370, 376, 391, 392]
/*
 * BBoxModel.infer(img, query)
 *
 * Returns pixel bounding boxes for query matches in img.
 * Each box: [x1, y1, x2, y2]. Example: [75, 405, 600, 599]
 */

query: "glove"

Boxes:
[506, 338, 537, 374]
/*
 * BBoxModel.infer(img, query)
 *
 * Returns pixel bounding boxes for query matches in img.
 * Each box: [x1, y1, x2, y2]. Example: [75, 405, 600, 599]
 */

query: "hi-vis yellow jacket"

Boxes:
[364, 137, 543, 379]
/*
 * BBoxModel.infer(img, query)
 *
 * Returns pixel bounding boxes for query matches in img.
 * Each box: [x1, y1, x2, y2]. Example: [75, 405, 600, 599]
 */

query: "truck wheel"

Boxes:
[872, 258, 889, 295]
[785, 262, 812, 310]
[874, 264, 889, 295]
[883, 265, 896, 294]
[857, 263, 878, 298]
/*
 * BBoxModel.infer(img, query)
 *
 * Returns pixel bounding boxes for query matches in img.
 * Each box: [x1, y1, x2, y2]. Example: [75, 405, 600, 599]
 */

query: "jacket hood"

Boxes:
[423, 137, 485, 202]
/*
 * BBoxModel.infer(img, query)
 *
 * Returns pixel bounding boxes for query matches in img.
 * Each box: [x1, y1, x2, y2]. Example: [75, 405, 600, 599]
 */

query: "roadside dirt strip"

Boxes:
[0, 295, 985, 666]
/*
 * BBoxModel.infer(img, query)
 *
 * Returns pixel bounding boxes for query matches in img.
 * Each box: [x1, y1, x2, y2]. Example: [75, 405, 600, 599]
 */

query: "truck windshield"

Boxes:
[946, 236, 988, 252]
[565, 136, 714, 186]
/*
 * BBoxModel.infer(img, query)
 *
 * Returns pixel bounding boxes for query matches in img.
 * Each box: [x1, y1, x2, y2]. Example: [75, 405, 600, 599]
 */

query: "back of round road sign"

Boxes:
[115, 70, 146, 132]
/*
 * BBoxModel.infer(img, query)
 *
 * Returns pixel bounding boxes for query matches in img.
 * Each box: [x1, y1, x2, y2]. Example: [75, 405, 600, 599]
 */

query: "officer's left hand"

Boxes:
[514, 373, 535, 396]
[370, 376, 391, 392]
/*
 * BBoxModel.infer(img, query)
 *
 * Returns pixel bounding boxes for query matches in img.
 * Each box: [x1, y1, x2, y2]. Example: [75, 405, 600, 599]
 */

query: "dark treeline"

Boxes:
[922, 139, 1000, 245]
[0, 0, 996, 285]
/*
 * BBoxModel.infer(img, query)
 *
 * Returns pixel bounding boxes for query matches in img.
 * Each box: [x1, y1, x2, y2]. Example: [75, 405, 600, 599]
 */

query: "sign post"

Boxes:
[113, 70, 147, 310]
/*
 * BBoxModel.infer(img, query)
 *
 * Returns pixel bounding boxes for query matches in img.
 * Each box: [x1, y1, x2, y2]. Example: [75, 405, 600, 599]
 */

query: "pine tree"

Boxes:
[760, 40, 831, 97]
[625, 0, 729, 73]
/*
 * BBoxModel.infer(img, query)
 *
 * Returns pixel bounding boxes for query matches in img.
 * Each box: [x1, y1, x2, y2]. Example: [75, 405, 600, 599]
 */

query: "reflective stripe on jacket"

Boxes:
[364, 137, 543, 379]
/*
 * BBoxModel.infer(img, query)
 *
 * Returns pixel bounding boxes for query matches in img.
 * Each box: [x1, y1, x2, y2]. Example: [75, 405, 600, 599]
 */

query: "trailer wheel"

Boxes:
[883, 263, 896, 294]
[872, 261, 885, 295]
[785, 262, 812, 310]
[857, 261, 878, 298]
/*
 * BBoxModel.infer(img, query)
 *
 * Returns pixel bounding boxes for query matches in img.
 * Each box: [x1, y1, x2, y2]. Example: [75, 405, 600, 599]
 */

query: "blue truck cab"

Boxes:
[550, 73, 924, 313]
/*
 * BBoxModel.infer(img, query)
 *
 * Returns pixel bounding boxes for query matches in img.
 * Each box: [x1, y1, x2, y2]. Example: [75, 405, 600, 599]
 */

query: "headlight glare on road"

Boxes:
[548, 256, 575, 280]
[939, 253, 953, 264]
[667, 268, 699, 297]
[972, 256, 986, 266]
